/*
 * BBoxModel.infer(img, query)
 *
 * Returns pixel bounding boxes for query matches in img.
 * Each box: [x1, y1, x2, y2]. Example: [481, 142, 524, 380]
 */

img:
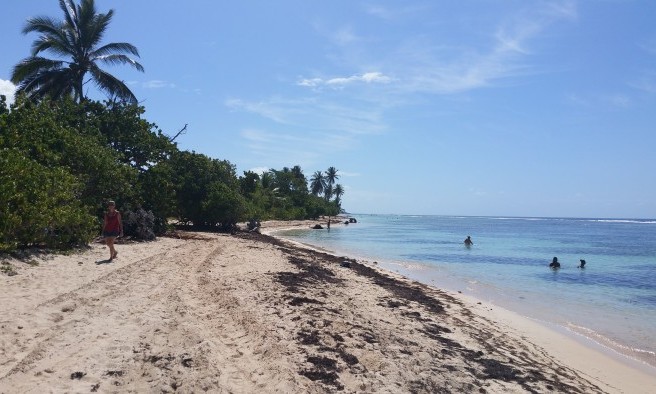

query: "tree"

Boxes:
[310, 171, 326, 196]
[169, 151, 240, 226]
[1, 96, 138, 211]
[0, 95, 8, 116]
[11, 0, 144, 103]
[334, 184, 345, 206]
[0, 149, 96, 249]
[325, 166, 339, 188]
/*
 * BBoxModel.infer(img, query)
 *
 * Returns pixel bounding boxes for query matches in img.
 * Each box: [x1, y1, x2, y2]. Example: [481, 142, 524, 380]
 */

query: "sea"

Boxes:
[275, 215, 656, 369]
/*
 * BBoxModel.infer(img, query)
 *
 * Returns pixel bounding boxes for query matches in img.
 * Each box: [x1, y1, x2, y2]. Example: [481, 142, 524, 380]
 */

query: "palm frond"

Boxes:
[95, 54, 144, 72]
[22, 16, 63, 36]
[59, 0, 78, 35]
[85, 11, 113, 50]
[92, 42, 140, 57]
[89, 65, 138, 104]
[31, 35, 75, 58]
[11, 57, 66, 83]
[17, 68, 76, 101]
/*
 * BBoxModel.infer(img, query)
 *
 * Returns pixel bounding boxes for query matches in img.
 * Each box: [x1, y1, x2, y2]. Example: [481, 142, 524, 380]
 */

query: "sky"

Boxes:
[1, 1, 655, 218]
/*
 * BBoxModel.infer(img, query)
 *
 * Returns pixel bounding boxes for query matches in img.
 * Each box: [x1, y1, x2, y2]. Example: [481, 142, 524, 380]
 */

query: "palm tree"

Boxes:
[333, 184, 344, 205]
[310, 171, 326, 196]
[291, 165, 305, 181]
[11, 0, 144, 104]
[325, 166, 339, 189]
[324, 184, 334, 202]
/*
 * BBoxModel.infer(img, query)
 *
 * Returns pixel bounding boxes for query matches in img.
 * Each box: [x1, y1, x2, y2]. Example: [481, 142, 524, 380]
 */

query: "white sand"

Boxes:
[1, 223, 654, 393]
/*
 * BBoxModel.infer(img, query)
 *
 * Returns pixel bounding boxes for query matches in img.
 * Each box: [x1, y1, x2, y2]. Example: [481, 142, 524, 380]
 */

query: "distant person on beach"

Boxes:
[102, 201, 123, 261]
[549, 257, 561, 269]
[578, 259, 586, 269]
[464, 236, 473, 246]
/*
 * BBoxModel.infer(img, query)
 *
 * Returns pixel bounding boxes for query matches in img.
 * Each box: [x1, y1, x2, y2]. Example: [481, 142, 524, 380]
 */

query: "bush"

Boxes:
[0, 149, 96, 249]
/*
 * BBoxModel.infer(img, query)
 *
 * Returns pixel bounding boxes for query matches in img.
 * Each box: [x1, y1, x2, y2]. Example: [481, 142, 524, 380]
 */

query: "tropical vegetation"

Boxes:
[11, 0, 144, 103]
[1, 0, 346, 252]
[0, 95, 344, 251]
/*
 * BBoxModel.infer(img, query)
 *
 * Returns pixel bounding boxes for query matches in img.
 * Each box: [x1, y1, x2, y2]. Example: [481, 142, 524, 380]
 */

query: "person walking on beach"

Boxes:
[549, 257, 561, 269]
[102, 200, 123, 260]
[464, 236, 473, 247]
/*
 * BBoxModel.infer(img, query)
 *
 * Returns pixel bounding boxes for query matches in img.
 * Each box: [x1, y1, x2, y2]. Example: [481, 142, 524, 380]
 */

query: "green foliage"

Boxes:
[202, 182, 248, 229]
[91, 100, 176, 171]
[139, 160, 177, 221]
[0, 89, 348, 251]
[170, 150, 240, 226]
[1, 96, 139, 211]
[0, 95, 8, 116]
[0, 149, 96, 249]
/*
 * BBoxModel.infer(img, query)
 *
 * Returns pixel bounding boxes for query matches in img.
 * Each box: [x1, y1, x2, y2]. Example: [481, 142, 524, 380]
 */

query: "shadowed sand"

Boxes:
[1, 222, 655, 393]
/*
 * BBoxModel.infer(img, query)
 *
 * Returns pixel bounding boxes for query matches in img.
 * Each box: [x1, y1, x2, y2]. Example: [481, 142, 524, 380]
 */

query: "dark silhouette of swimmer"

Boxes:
[464, 236, 473, 246]
[549, 257, 561, 269]
[578, 259, 586, 268]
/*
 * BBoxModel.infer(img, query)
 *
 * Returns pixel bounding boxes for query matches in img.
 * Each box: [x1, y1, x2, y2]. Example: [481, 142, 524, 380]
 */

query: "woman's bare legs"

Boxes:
[106, 237, 116, 260]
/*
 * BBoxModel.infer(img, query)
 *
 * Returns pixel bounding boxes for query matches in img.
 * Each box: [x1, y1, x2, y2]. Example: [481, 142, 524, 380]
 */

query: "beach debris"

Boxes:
[91, 383, 100, 392]
[70, 371, 86, 380]
[288, 296, 323, 306]
[300, 355, 343, 389]
[105, 370, 124, 377]
[340, 261, 351, 268]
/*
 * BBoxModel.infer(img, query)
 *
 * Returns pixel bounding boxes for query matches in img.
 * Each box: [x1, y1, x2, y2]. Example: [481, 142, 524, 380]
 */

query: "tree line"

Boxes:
[0, 0, 345, 251]
[0, 95, 344, 251]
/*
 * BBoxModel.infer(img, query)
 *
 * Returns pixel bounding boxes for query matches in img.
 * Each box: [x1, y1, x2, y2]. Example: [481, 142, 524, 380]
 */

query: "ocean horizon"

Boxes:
[276, 214, 656, 369]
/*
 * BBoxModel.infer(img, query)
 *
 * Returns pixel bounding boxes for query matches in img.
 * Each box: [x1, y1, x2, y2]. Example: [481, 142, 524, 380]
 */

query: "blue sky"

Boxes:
[2, 1, 655, 218]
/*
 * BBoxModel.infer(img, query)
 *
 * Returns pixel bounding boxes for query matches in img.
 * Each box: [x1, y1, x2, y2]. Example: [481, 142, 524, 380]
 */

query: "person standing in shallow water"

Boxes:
[549, 257, 561, 269]
[464, 236, 473, 246]
[103, 201, 123, 260]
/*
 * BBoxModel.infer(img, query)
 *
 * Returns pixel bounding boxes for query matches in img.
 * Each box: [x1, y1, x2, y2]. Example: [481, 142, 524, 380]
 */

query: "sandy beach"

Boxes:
[1, 221, 655, 393]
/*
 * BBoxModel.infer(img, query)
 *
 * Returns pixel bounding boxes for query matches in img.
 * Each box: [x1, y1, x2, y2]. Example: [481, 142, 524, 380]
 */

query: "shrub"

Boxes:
[0, 149, 96, 249]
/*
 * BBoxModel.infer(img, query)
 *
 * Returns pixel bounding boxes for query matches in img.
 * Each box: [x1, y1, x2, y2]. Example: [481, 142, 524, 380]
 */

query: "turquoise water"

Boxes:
[277, 215, 656, 367]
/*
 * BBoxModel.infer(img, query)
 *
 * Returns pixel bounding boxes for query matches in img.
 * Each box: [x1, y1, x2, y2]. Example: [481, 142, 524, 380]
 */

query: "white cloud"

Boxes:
[247, 166, 270, 175]
[338, 171, 361, 177]
[364, 4, 432, 22]
[142, 80, 176, 89]
[322, 1, 578, 96]
[334, 26, 359, 45]
[227, 97, 386, 135]
[239, 128, 329, 165]
[604, 94, 631, 108]
[565, 93, 590, 107]
[226, 97, 311, 124]
[395, 3, 576, 95]
[0, 79, 16, 106]
[543, 0, 578, 20]
[629, 69, 656, 94]
[297, 72, 392, 89]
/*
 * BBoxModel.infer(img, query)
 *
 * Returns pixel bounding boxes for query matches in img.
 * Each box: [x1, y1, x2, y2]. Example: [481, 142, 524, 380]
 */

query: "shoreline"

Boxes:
[1, 223, 655, 392]
[265, 220, 656, 389]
